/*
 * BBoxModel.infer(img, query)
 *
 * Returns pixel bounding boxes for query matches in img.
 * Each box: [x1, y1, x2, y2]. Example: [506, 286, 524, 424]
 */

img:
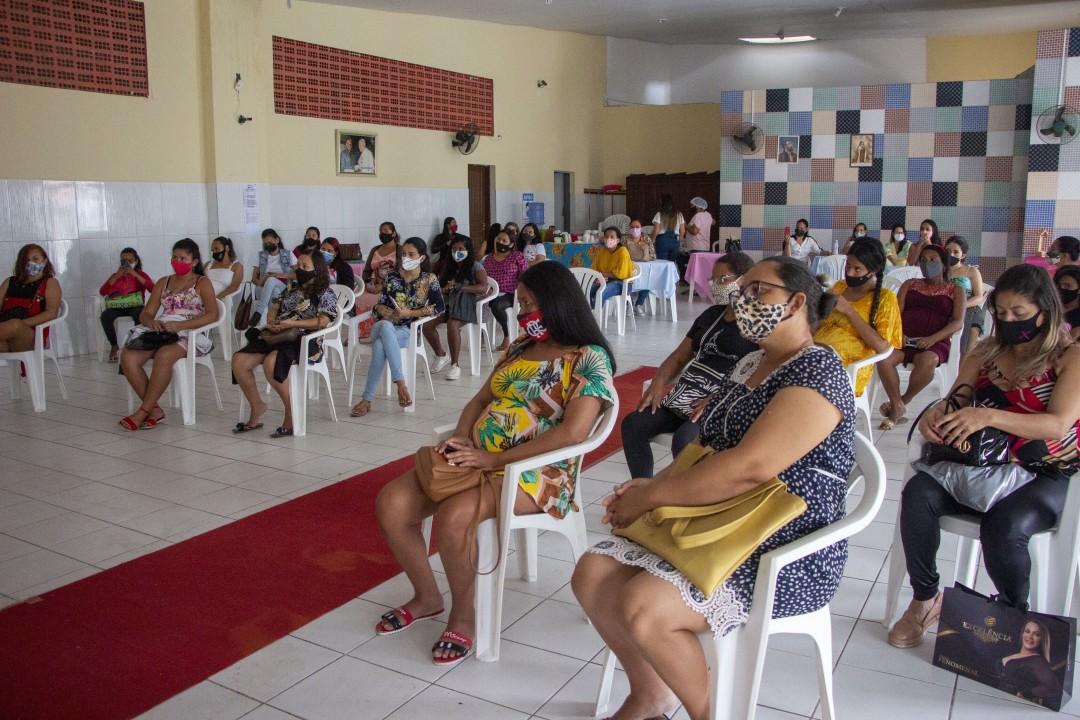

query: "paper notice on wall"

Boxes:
[243, 184, 259, 235]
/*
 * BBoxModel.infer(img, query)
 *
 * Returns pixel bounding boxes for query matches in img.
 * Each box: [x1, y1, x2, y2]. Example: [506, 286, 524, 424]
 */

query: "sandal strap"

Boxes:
[433, 630, 472, 656]
[379, 608, 406, 631]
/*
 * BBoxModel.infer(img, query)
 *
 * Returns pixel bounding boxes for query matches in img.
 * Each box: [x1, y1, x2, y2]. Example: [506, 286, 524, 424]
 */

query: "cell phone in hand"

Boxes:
[906, 337, 920, 347]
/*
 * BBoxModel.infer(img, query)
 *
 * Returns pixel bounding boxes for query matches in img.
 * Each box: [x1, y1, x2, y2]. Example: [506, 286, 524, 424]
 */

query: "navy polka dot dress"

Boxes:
[590, 346, 856, 636]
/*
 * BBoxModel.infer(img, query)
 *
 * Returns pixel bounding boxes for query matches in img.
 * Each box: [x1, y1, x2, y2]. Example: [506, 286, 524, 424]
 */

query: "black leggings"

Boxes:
[620, 405, 700, 478]
[99, 306, 144, 347]
[900, 470, 1068, 607]
[490, 293, 514, 341]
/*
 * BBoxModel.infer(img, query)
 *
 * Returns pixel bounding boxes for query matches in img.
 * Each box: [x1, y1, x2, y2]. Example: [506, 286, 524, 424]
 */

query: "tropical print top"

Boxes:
[473, 339, 616, 519]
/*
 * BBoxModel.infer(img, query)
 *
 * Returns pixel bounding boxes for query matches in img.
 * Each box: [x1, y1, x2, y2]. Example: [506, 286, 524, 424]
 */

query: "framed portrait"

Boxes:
[850, 134, 874, 167]
[777, 136, 799, 164]
[336, 130, 377, 176]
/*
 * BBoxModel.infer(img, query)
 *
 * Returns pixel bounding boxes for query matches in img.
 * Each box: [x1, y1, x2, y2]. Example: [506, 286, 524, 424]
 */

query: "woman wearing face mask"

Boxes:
[374, 261, 615, 667]
[319, 237, 354, 290]
[0, 244, 63, 354]
[203, 236, 243, 299]
[907, 219, 940, 267]
[886, 224, 910, 267]
[625, 219, 656, 313]
[517, 223, 547, 266]
[350, 238, 444, 416]
[840, 223, 868, 255]
[576, 257, 855, 720]
[621, 252, 758, 478]
[250, 228, 297, 329]
[431, 216, 468, 271]
[1046, 235, 1080, 272]
[815, 238, 903, 397]
[231, 251, 338, 438]
[589, 226, 634, 309]
[424, 238, 490, 380]
[118, 238, 218, 431]
[890, 264, 1080, 649]
[944, 236, 985, 353]
[677, 197, 714, 281]
[355, 222, 403, 339]
[98, 248, 154, 363]
[782, 218, 822, 264]
[1054, 265, 1080, 340]
[875, 244, 966, 430]
[293, 226, 321, 259]
[651, 193, 686, 265]
[482, 231, 528, 351]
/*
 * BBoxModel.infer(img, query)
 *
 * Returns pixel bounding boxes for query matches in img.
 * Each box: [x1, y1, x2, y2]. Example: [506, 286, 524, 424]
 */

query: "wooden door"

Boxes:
[468, 164, 492, 255]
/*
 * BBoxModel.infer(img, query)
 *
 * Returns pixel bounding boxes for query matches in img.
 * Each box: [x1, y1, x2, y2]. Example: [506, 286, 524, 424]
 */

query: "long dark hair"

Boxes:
[517, 222, 542, 251]
[519, 262, 616, 371]
[440, 217, 457, 238]
[211, 236, 236, 263]
[302, 249, 331, 300]
[402, 237, 432, 273]
[847, 238, 887, 329]
[380, 221, 399, 243]
[760, 256, 837, 329]
[658, 193, 677, 232]
[261, 228, 286, 254]
[120, 246, 143, 272]
[173, 238, 205, 276]
[891, 224, 908, 251]
[1056, 265, 1080, 293]
[321, 237, 350, 276]
[975, 264, 1073, 381]
[718, 251, 754, 276]
[14, 244, 55, 286]
[439, 236, 477, 285]
[920, 218, 940, 245]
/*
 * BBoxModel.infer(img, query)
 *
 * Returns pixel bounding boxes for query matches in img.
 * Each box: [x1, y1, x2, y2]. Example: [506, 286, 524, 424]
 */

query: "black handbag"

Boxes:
[234, 285, 254, 331]
[909, 384, 1011, 466]
[725, 237, 742, 253]
[251, 326, 302, 348]
[661, 314, 728, 418]
[124, 328, 181, 351]
[446, 287, 479, 324]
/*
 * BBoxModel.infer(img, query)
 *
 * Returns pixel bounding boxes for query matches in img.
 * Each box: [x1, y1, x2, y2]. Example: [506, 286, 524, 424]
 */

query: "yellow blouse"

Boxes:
[591, 246, 633, 280]
[814, 280, 903, 396]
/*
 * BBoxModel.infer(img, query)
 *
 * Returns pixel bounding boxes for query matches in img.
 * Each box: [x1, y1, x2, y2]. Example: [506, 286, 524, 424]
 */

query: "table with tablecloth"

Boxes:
[684, 251, 724, 303]
[542, 242, 602, 268]
[543, 243, 679, 321]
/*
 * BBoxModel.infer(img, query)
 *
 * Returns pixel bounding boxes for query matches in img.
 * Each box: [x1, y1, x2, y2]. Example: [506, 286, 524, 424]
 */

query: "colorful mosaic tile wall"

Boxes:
[1023, 27, 1080, 256]
[718, 78, 1033, 281]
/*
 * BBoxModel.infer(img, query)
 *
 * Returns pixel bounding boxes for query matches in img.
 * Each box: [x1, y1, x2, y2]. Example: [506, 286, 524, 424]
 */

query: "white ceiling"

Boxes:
[308, 0, 1080, 45]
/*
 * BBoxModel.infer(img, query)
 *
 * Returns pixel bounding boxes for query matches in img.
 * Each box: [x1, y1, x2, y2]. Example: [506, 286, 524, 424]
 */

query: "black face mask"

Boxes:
[1058, 287, 1079, 305]
[495, 243, 512, 253]
[946, 255, 961, 267]
[845, 272, 873, 288]
[304, 238, 318, 248]
[212, 251, 225, 262]
[264, 243, 277, 252]
[379, 232, 394, 244]
[998, 311, 1042, 346]
[294, 268, 315, 285]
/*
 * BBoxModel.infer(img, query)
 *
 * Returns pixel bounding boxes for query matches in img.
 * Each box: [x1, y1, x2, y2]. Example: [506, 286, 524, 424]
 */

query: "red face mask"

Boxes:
[171, 259, 193, 275]
[450, 223, 458, 232]
[517, 310, 550, 342]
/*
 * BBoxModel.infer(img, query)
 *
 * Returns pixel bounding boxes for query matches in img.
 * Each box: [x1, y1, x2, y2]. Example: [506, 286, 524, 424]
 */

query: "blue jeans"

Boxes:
[255, 278, 286, 316]
[634, 289, 650, 306]
[362, 320, 411, 402]
[654, 232, 679, 262]
[590, 280, 623, 307]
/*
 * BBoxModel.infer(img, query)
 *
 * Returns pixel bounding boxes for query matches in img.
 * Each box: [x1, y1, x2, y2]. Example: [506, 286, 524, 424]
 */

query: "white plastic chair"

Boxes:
[599, 214, 632, 235]
[95, 295, 137, 362]
[882, 266, 923, 294]
[816, 255, 847, 285]
[603, 263, 641, 336]
[128, 300, 225, 426]
[324, 284, 356, 377]
[214, 285, 244, 360]
[883, 435, 1080, 626]
[380, 315, 436, 414]
[463, 276, 498, 376]
[570, 267, 606, 326]
[867, 324, 963, 416]
[845, 347, 895, 442]
[596, 432, 886, 720]
[427, 395, 620, 662]
[0, 299, 69, 412]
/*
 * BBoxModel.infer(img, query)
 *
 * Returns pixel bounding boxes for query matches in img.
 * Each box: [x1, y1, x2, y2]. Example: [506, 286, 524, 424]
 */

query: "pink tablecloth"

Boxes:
[685, 252, 725, 303]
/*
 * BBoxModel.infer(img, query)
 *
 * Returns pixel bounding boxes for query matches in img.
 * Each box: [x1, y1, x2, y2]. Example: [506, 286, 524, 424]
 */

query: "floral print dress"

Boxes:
[474, 339, 616, 518]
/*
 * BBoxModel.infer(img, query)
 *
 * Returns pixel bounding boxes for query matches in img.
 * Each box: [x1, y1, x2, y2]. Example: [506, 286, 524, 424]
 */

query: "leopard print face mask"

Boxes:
[733, 294, 790, 342]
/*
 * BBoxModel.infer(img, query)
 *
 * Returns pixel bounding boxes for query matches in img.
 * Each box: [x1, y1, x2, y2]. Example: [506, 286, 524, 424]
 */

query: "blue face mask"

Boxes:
[452, 250, 467, 262]
[321, 251, 334, 263]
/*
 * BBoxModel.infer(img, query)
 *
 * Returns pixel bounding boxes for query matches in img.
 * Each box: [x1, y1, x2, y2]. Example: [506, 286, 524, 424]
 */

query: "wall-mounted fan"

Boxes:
[452, 123, 480, 155]
[1037, 105, 1078, 145]
[731, 122, 763, 155]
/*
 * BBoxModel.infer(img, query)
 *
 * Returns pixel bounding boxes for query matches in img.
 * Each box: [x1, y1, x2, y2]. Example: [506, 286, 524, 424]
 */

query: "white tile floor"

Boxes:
[1, 298, 1076, 719]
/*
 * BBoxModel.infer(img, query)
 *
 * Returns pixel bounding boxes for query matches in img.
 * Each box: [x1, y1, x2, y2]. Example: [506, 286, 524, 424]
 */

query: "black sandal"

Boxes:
[270, 426, 294, 438]
[232, 422, 264, 434]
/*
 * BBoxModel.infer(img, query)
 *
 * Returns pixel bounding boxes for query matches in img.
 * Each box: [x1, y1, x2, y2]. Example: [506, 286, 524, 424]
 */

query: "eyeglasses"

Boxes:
[713, 273, 739, 284]
[729, 279, 795, 303]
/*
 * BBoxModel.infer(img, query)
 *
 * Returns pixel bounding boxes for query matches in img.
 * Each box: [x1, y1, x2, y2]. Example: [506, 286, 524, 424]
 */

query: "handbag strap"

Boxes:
[465, 471, 503, 576]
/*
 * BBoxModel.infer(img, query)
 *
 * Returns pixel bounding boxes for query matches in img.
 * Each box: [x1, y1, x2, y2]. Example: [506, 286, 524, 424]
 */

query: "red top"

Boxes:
[99, 270, 154, 299]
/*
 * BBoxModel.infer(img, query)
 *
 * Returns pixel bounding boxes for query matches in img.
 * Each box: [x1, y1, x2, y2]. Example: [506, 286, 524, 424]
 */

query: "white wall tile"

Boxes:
[980, 231, 1007, 257]
[9, 180, 47, 244]
[268, 184, 289, 232]
[160, 183, 189, 238]
[134, 183, 163, 237]
[105, 182, 138, 239]
[305, 185, 326, 231]
[0, 241, 18, 275]
[75, 181, 109, 238]
[214, 182, 244, 235]
[764, 159, 788, 182]
[962, 80, 991, 107]
[986, 131, 1015, 157]
[323, 186, 344, 231]
[43, 181, 78, 241]
[0, 181, 11, 243]
[860, 109, 885, 134]
[932, 157, 960, 182]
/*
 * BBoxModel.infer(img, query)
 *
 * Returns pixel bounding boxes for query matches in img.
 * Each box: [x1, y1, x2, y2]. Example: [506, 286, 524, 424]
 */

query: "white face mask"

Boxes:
[604, 237, 619, 249]
[401, 256, 423, 271]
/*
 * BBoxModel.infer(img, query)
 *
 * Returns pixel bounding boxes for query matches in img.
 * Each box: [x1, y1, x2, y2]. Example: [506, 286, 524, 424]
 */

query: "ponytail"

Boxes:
[868, 268, 884, 329]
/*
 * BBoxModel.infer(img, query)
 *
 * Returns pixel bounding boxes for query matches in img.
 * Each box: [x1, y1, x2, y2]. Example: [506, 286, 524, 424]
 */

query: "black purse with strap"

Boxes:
[908, 383, 1011, 466]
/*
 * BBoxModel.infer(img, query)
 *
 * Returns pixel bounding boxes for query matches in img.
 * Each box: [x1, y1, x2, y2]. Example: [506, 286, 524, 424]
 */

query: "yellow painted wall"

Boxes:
[926, 31, 1037, 82]
[0, 0, 209, 182]
[599, 104, 720, 184]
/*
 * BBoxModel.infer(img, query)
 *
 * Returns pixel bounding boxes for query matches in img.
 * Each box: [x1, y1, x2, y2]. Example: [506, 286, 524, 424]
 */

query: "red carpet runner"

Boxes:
[0, 366, 655, 720]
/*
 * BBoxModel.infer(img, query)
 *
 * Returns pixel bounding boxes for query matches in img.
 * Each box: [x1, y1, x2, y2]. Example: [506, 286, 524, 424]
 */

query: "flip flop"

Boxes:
[270, 426, 294, 438]
[375, 605, 445, 636]
[396, 384, 412, 408]
[431, 629, 473, 667]
[350, 400, 371, 417]
[232, 422, 264, 434]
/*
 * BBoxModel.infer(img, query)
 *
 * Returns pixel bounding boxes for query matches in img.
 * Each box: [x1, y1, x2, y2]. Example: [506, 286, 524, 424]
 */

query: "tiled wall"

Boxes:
[718, 78, 1034, 281]
[1023, 27, 1080, 255]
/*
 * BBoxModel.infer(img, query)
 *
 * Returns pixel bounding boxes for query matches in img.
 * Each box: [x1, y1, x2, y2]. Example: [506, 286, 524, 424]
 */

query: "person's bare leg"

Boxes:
[430, 482, 540, 659]
[139, 344, 187, 419]
[119, 348, 155, 421]
[877, 350, 906, 422]
[374, 469, 442, 630]
[447, 318, 463, 365]
[573, 554, 680, 719]
[965, 327, 982, 355]
[0, 320, 35, 352]
[902, 351, 939, 404]
[263, 352, 292, 429]
[423, 315, 445, 358]
[232, 352, 268, 426]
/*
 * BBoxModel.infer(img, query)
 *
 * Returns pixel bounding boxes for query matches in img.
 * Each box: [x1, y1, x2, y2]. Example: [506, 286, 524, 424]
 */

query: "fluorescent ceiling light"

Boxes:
[739, 35, 816, 44]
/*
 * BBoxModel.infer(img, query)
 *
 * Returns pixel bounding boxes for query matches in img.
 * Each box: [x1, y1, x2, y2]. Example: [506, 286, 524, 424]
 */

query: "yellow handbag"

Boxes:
[614, 444, 808, 595]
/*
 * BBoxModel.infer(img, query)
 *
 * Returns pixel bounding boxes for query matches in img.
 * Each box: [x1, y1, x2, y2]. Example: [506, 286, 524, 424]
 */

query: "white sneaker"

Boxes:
[446, 364, 462, 380]
[634, 305, 646, 317]
[432, 354, 450, 373]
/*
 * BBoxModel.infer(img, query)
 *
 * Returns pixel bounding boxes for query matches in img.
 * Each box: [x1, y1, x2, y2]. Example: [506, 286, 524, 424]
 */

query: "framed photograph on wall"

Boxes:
[850, 134, 874, 167]
[777, 136, 799, 164]
[337, 130, 377, 176]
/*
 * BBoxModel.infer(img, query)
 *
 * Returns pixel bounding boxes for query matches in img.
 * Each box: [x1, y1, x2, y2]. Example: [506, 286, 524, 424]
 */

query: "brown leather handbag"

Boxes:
[233, 285, 254, 331]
